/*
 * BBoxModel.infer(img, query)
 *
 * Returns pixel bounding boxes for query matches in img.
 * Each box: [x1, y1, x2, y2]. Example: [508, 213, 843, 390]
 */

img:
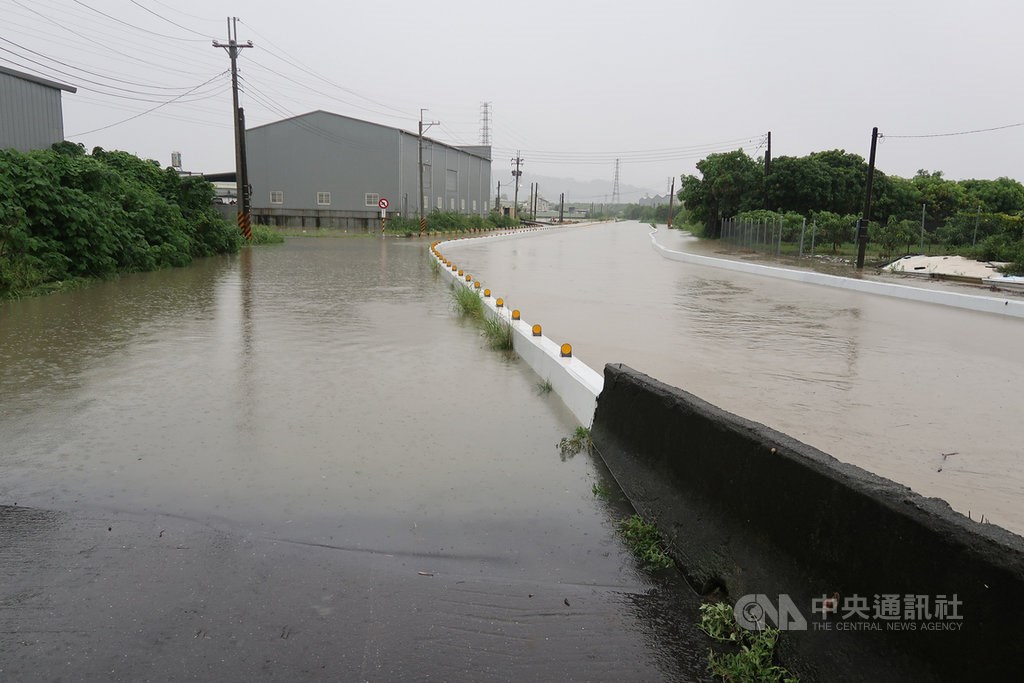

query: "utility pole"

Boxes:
[667, 176, 675, 229]
[213, 17, 253, 240]
[511, 151, 523, 220]
[419, 108, 439, 236]
[559, 193, 565, 223]
[496, 181, 501, 213]
[534, 183, 539, 220]
[527, 182, 534, 222]
[856, 126, 878, 270]
[764, 131, 772, 209]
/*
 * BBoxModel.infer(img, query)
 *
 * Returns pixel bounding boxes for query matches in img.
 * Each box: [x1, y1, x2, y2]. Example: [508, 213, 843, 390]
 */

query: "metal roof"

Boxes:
[0, 65, 77, 93]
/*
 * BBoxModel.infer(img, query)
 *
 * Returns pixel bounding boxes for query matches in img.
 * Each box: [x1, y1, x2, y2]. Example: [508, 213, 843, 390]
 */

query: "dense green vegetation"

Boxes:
[0, 143, 243, 298]
[671, 149, 1024, 273]
[387, 210, 520, 235]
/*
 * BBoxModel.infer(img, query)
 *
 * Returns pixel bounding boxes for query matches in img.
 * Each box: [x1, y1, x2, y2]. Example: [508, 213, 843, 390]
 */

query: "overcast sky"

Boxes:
[4, 0, 1023, 200]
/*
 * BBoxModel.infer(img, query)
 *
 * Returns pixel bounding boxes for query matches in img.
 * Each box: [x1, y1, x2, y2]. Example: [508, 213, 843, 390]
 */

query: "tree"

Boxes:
[807, 150, 868, 215]
[912, 170, 968, 226]
[679, 150, 763, 238]
[960, 177, 1024, 214]
[765, 156, 832, 215]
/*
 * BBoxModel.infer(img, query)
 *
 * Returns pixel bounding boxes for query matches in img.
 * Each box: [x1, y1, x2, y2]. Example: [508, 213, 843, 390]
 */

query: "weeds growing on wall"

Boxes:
[699, 602, 799, 682]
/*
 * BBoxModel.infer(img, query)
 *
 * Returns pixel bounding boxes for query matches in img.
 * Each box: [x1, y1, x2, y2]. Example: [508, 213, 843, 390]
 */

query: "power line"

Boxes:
[128, 0, 214, 38]
[69, 0, 209, 42]
[881, 122, 1024, 139]
[69, 70, 229, 136]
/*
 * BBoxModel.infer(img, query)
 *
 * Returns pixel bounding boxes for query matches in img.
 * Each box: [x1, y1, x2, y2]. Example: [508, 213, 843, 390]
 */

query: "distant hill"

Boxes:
[499, 174, 657, 207]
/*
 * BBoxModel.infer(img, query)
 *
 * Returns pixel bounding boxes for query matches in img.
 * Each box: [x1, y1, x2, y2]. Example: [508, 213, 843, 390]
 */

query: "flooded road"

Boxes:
[0, 238, 707, 681]
[444, 222, 1024, 535]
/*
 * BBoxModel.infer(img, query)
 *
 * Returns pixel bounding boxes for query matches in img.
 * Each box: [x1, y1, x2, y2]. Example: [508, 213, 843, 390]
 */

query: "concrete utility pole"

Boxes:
[496, 181, 501, 212]
[764, 131, 772, 209]
[533, 183, 539, 220]
[559, 193, 565, 223]
[511, 151, 524, 219]
[213, 17, 253, 240]
[418, 109, 439, 236]
[856, 126, 878, 270]
[667, 176, 675, 229]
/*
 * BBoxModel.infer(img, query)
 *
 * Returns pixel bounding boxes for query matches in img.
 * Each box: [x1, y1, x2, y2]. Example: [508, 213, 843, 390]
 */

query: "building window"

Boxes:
[317, 192, 331, 206]
[472, 200, 477, 212]
[436, 196, 442, 210]
[449, 197, 456, 210]
[270, 191, 283, 204]
[461, 199, 466, 212]
[423, 195, 429, 210]
[365, 193, 379, 207]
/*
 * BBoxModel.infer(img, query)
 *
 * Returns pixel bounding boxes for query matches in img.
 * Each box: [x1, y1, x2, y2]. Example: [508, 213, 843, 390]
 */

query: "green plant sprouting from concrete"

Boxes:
[558, 426, 593, 459]
[481, 315, 513, 351]
[617, 513, 674, 570]
[536, 379, 553, 394]
[699, 602, 799, 682]
[591, 482, 611, 500]
[449, 283, 484, 319]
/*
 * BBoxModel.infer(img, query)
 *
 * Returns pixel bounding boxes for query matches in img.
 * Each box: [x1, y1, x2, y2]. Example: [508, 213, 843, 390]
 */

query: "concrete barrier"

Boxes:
[591, 363, 1024, 680]
[651, 230, 1024, 319]
[432, 241, 602, 427]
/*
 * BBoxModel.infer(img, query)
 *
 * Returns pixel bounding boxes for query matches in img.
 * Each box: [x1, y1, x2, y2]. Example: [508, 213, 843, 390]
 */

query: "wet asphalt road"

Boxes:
[0, 238, 709, 681]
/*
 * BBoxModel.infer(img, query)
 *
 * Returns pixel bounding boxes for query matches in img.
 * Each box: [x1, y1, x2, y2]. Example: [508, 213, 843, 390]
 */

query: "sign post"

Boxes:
[379, 197, 389, 236]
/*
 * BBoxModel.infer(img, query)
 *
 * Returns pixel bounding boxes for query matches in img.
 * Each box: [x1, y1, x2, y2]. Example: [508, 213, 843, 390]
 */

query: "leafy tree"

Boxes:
[960, 177, 1024, 214]
[912, 170, 968, 226]
[679, 150, 763, 238]
[807, 149, 868, 216]
[765, 155, 831, 215]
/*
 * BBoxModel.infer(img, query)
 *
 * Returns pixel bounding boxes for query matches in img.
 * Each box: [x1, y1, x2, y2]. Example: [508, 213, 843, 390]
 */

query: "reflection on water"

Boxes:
[445, 222, 1024, 535]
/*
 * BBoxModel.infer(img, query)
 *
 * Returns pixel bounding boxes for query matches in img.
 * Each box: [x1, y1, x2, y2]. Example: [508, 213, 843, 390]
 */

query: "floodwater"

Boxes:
[443, 222, 1024, 536]
[0, 238, 707, 681]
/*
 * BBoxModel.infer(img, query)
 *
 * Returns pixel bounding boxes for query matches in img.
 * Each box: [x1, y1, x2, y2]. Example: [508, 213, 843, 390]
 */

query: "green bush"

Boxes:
[0, 144, 240, 297]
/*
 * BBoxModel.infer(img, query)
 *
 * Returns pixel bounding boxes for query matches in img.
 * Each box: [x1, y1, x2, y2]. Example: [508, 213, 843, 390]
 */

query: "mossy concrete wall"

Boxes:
[591, 363, 1024, 680]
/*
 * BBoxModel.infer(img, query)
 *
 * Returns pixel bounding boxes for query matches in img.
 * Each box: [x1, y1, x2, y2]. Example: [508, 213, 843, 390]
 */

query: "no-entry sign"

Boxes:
[378, 198, 389, 210]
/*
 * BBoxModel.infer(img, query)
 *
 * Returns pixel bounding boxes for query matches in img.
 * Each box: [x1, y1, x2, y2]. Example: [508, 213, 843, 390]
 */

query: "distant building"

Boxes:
[0, 66, 76, 152]
[637, 194, 669, 208]
[246, 110, 491, 230]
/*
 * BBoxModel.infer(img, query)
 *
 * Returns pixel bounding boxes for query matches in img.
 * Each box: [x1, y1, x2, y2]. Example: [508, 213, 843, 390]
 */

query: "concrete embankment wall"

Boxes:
[432, 236, 602, 427]
[591, 363, 1024, 680]
[651, 230, 1024, 318]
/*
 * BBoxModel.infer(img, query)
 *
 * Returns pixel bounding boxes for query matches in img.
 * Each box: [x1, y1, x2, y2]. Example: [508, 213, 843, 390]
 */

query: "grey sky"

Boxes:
[4, 0, 1023, 199]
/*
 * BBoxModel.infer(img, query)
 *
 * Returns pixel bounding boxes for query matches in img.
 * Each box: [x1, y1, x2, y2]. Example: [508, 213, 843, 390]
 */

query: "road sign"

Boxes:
[378, 198, 389, 210]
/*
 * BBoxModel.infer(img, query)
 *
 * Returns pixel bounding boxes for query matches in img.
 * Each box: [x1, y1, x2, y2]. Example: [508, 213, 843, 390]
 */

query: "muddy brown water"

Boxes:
[443, 222, 1024, 536]
[0, 238, 708, 681]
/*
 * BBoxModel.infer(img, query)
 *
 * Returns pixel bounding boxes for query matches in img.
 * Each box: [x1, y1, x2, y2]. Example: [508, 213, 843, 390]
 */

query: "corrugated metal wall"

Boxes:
[0, 72, 65, 152]
[247, 111, 490, 217]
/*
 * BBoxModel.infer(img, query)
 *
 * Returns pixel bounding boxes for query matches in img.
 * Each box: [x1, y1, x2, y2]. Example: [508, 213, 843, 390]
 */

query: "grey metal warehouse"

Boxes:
[0, 66, 77, 152]
[246, 110, 491, 230]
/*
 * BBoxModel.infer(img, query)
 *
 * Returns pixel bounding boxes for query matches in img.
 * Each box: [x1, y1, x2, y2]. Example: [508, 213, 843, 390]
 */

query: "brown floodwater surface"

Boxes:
[444, 222, 1024, 535]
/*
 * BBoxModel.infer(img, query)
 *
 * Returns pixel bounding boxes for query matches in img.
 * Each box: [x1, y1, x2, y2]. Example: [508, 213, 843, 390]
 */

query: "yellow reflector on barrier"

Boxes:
[560, 343, 572, 357]
[532, 324, 542, 336]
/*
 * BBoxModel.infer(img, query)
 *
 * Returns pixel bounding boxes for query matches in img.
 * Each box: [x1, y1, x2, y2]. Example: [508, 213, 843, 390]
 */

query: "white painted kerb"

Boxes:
[433, 238, 602, 427]
[650, 230, 1024, 319]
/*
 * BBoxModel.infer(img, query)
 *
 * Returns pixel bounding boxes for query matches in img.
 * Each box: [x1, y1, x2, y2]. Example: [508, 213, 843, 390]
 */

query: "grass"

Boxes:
[249, 225, 285, 244]
[449, 283, 484, 319]
[536, 378, 553, 394]
[429, 256, 440, 274]
[481, 315, 513, 350]
[591, 482, 612, 500]
[558, 426, 593, 458]
[617, 513, 674, 570]
[699, 602, 799, 682]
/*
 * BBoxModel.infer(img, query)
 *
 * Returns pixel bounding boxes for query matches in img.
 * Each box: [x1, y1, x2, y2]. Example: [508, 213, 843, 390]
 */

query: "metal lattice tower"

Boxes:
[479, 102, 491, 146]
[611, 158, 621, 204]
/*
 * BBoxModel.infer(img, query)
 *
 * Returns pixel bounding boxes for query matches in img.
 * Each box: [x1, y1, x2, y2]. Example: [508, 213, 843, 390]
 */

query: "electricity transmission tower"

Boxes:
[611, 158, 621, 204]
[479, 102, 491, 145]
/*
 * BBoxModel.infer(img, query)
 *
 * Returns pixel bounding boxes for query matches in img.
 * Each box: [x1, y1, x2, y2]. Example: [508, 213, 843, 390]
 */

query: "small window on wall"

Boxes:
[270, 191, 283, 204]
[436, 196, 442, 209]
[449, 197, 456, 210]
[365, 193, 379, 207]
[317, 192, 331, 206]
[461, 199, 466, 212]
[423, 195, 429, 210]
[472, 200, 477, 212]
